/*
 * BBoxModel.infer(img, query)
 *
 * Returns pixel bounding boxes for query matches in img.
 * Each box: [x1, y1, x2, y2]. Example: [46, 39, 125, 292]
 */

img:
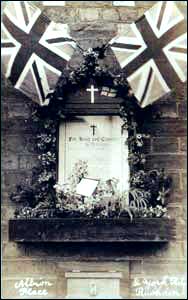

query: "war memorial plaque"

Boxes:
[58, 116, 129, 191]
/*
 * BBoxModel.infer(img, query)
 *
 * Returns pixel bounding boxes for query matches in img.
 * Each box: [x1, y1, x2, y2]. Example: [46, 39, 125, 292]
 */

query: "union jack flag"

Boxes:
[100, 86, 117, 97]
[109, 1, 187, 108]
[1, 1, 76, 105]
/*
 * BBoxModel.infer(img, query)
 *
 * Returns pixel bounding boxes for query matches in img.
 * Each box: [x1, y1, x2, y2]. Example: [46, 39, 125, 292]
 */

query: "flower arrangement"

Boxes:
[52, 160, 131, 219]
[14, 160, 171, 220]
[11, 46, 172, 220]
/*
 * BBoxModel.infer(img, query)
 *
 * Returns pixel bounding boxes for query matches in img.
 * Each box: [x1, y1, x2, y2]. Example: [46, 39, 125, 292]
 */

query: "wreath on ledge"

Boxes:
[10, 47, 172, 220]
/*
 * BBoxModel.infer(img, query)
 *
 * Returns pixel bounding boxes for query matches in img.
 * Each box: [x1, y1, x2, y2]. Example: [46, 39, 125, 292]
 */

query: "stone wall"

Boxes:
[2, 1, 187, 298]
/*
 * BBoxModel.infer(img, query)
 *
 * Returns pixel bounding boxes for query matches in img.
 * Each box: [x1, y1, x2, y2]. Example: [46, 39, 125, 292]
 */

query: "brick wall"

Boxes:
[2, 1, 187, 298]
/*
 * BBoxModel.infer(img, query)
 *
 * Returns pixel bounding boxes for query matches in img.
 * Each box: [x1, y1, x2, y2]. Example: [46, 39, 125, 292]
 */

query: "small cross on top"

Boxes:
[86, 85, 99, 103]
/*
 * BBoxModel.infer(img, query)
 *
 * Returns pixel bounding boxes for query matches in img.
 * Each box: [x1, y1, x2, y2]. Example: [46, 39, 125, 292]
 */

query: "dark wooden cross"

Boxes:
[90, 125, 97, 136]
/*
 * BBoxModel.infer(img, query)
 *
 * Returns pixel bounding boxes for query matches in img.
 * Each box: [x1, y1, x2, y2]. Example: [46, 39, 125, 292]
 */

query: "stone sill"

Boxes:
[9, 218, 176, 243]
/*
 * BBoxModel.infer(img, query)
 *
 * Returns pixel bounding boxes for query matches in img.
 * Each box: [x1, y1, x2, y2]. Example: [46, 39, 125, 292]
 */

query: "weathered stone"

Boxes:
[71, 22, 117, 39]
[142, 260, 186, 275]
[18, 155, 38, 170]
[3, 134, 35, 154]
[3, 155, 19, 170]
[78, 8, 101, 21]
[167, 205, 184, 220]
[142, 120, 187, 137]
[2, 83, 30, 100]
[137, 7, 147, 18]
[56, 278, 67, 299]
[72, 21, 117, 32]
[173, 82, 187, 102]
[2, 242, 26, 258]
[165, 170, 181, 191]
[142, 138, 151, 154]
[102, 8, 120, 21]
[3, 170, 32, 192]
[168, 190, 187, 205]
[2, 259, 57, 275]
[150, 101, 178, 119]
[180, 171, 187, 191]
[117, 7, 138, 22]
[179, 137, 187, 152]
[3, 103, 31, 119]
[43, 7, 79, 23]
[72, 38, 107, 50]
[2, 205, 15, 224]
[2, 119, 38, 134]
[18, 154, 38, 171]
[152, 138, 179, 153]
[113, 1, 135, 6]
[1, 225, 8, 243]
[176, 221, 187, 241]
[178, 102, 187, 119]
[130, 261, 142, 276]
[145, 154, 186, 170]
[67, 1, 112, 7]
[135, 1, 158, 7]
[154, 241, 185, 259]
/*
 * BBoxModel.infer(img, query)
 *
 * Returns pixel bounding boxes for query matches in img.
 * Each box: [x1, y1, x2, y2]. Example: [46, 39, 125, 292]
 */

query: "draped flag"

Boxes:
[1, 1, 76, 105]
[109, 1, 187, 108]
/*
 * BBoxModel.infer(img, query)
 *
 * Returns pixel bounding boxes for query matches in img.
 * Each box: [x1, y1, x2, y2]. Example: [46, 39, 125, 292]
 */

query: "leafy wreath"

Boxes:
[11, 47, 172, 220]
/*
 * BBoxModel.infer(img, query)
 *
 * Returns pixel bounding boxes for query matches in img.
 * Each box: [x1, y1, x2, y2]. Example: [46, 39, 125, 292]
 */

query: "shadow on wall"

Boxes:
[20, 241, 169, 258]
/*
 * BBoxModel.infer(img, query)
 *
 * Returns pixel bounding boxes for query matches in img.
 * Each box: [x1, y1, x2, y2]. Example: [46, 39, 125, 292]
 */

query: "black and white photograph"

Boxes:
[1, 1, 187, 299]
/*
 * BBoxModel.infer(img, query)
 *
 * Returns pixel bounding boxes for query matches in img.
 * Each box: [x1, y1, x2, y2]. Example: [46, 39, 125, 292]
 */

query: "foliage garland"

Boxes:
[10, 47, 172, 219]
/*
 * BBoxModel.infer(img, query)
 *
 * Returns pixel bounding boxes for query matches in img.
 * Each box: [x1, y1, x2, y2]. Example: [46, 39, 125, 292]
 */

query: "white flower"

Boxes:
[54, 182, 71, 193]
[136, 134, 142, 139]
